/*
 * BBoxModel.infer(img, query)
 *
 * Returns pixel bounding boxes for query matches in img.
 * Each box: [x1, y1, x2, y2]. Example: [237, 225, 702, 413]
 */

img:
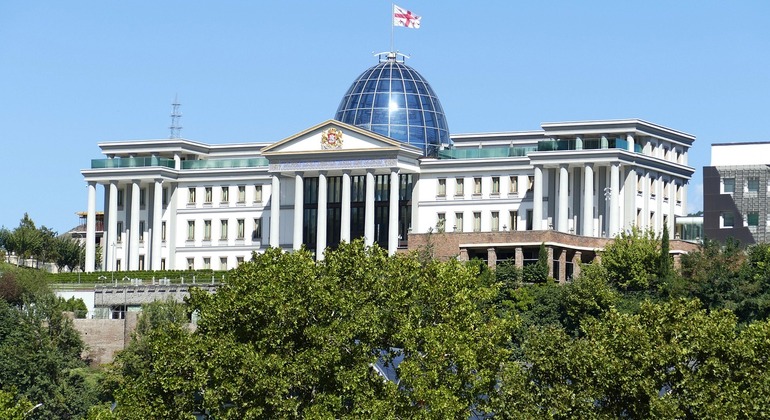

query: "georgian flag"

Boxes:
[393, 4, 421, 29]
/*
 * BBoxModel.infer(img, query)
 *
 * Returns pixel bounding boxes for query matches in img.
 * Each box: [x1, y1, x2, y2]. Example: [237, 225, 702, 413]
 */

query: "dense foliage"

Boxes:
[0, 264, 107, 419]
[8, 222, 770, 418]
[98, 236, 770, 419]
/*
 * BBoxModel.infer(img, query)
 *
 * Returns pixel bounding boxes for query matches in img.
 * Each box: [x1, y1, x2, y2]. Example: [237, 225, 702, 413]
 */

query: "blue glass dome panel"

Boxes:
[334, 56, 451, 156]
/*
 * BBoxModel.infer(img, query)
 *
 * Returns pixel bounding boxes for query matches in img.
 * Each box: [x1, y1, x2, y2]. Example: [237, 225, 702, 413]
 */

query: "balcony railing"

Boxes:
[91, 157, 175, 169]
[90, 157, 269, 170]
[537, 137, 643, 153]
[438, 146, 537, 160]
[181, 158, 269, 169]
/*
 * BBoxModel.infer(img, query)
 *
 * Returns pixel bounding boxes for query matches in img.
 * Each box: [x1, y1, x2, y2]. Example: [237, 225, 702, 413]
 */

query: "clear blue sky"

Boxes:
[2, 1, 769, 234]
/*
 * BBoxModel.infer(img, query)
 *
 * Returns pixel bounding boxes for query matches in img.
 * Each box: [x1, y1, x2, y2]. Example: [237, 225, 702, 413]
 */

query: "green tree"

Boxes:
[522, 243, 548, 283]
[658, 222, 672, 281]
[494, 299, 770, 418]
[601, 227, 660, 291]
[5, 214, 43, 266]
[0, 263, 105, 419]
[110, 241, 515, 419]
[53, 235, 84, 272]
[0, 389, 33, 420]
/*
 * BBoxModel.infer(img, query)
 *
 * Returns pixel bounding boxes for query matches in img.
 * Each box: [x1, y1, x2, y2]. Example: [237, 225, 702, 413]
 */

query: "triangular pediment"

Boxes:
[261, 120, 407, 156]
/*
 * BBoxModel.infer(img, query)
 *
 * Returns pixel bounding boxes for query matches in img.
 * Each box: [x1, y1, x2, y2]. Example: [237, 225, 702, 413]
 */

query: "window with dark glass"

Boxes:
[722, 178, 735, 194]
[747, 178, 759, 193]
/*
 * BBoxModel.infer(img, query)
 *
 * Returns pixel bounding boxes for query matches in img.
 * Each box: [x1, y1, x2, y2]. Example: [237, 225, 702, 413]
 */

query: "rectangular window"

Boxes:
[161, 221, 166, 241]
[437, 212, 446, 232]
[473, 178, 482, 195]
[204, 220, 212, 240]
[747, 212, 760, 227]
[252, 218, 262, 241]
[205, 187, 213, 203]
[492, 177, 500, 195]
[238, 186, 246, 203]
[139, 188, 146, 208]
[455, 178, 464, 196]
[650, 178, 656, 198]
[745, 178, 757, 192]
[473, 212, 481, 232]
[455, 212, 463, 232]
[663, 181, 670, 201]
[187, 220, 195, 240]
[237, 219, 245, 239]
[188, 187, 196, 204]
[437, 178, 447, 197]
[220, 257, 228, 270]
[254, 185, 263, 204]
[160, 258, 165, 270]
[491, 211, 500, 231]
[221, 186, 230, 203]
[117, 189, 124, 208]
[187, 258, 194, 270]
[220, 219, 229, 240]
[116, 221, 123, 243]
[203, 257, 211, 270]
[162, 187, 168, 207]
[676, 185, 683, 203]
[721, 212, 734, 228]
[509, 176, 518, 194]
[637, 175, 643, 194]
[237, 256, 244, 266]
[509, 210, 518, 231]
[528, 176, 534, 191]
[139, 221, 145, 241]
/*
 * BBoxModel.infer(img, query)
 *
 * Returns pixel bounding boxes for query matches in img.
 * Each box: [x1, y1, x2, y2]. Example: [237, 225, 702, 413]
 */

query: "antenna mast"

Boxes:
[169, 94, 182, 139]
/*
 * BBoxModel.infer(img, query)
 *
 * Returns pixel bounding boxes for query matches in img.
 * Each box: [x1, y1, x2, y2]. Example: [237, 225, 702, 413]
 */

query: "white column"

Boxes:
[642, 171, 650, 230]
[151, 179, 163, 270]
[388, 169, 399, 255]
[627, 133, 635, 152]
[655, 175, 664, 235]
[316, 172, 327, 260]
[583, 164, 594, 236]
[270, 175, 281, 248]
[669, 181, 676, 233]
[609, 163, 620, 237]
[107, 181, 118, 271]
[85, 181, 97, 272]
[624, 168, 638, 231]
[533, 166, 543, 230]
[129, 180, 140, 271]
[558, 165, 569, 233]
[293, 173, 304, 250]
[365, 170, 375, 246]
[340, 171, 351, 243]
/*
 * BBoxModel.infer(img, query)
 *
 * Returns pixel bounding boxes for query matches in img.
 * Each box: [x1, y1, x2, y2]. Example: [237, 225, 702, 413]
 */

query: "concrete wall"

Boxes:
[71, 312, 138, 365]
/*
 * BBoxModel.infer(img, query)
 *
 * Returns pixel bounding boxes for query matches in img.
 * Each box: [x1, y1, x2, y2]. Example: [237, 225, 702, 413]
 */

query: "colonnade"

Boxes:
[270, 168, 401, 259]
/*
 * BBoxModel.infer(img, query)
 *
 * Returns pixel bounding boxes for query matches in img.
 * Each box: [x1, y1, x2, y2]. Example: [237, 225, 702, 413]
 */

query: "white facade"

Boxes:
[81, 119, 695, 272]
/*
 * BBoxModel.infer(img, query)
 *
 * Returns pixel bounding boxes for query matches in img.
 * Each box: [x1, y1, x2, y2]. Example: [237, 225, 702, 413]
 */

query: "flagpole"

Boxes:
[390, 3, 394, 53]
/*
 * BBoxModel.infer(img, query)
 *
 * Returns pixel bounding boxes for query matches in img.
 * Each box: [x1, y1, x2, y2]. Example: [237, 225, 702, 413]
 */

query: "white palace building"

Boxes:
[81, 53, 696, 275]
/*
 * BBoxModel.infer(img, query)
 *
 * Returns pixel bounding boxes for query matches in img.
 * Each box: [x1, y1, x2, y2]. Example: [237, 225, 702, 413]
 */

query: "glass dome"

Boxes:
[334, 53, 451, 157]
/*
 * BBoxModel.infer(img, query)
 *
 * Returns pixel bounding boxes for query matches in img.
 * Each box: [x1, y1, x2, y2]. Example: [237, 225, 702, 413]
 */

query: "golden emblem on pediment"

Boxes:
[321, 128, 343, 150]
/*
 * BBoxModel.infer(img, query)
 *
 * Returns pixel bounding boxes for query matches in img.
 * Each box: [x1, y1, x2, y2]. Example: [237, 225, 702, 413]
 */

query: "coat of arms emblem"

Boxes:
[321, 128, 343, 150]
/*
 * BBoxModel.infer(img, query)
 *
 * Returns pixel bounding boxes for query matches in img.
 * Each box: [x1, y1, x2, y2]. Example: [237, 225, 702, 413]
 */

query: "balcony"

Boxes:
[537, 137, 643, 153]
[438, 146, 537, 160]
[91, 156, 175, 169]
[181, 158, 268, 169]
